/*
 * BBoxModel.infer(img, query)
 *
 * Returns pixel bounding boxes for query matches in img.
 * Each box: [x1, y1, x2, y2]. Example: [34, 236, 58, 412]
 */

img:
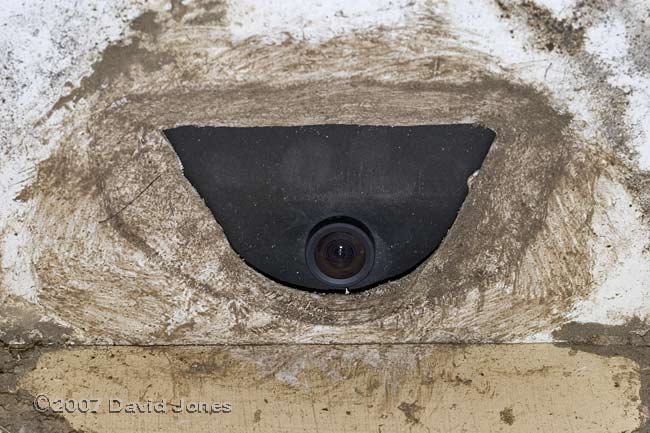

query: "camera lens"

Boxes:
[306, 221, 375, 288]
[318, 234, 363, 279]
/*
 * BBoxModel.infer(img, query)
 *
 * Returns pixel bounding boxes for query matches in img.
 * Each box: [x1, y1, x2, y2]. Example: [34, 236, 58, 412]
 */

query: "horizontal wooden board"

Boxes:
[18, 344, 642, 433]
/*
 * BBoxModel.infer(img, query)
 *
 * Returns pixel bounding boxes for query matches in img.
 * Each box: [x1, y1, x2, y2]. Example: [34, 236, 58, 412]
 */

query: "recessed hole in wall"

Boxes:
[164, 124, 495, 293]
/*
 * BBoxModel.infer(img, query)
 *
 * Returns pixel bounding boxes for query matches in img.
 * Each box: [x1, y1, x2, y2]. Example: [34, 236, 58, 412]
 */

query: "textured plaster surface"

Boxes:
[0, 0, 649, 345]
[1, 1, 650, 432]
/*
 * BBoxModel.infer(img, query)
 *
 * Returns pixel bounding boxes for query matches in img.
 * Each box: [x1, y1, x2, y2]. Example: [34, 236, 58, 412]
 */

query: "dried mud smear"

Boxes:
[11, 1, 622, 344]
[499, 406, 515, 425]
[497, 0, 650, 194]
[495, 0, 586, 53]
[555, 319, 650, 432]
[397, 401, 425, 424]
[0, 309, 78, 433]
[16, 344, 644, 433]
[3, 0, 649, 430]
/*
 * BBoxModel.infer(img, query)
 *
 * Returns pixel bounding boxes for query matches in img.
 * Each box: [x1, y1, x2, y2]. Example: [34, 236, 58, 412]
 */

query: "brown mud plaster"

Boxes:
[49, 12, 172, 115]
[14, 3, 623, 344]
[554, 320, 650, 432]
[0, 308, 79, 433]
[48, 2, 225, 115]
[495, 0, 586, 53]
[494, 0, 648, 175]
[500, 406, 515, 425]
[397, 401, 424, 424]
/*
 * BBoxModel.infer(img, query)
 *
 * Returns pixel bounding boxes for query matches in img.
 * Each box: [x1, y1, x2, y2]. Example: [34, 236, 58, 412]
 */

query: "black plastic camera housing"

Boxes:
[165, 124, 494, 292]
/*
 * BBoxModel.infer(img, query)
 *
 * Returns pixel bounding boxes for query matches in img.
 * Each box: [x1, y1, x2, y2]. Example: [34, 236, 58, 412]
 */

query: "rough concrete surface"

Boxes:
[1, 0, 649, 431]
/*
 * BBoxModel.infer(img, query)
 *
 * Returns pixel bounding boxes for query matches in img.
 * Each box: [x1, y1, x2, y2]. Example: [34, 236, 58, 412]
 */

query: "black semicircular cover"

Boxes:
[164, 124, 495, 292]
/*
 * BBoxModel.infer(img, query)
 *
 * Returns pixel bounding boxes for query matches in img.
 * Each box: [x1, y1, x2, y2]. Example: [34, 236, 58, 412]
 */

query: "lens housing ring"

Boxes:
[305, 220, 375, 289]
